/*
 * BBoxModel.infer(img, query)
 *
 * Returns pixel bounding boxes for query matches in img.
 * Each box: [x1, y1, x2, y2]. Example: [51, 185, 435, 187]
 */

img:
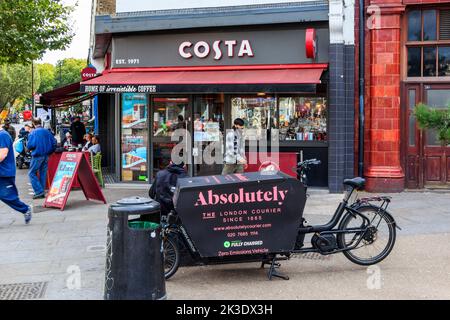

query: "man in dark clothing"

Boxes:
[149, 161, 188, 216]
[27, 118, 57, 199]
[3, 119, 16, 141]
[0, 120, 32, 224]
[70, 116, 86, 146]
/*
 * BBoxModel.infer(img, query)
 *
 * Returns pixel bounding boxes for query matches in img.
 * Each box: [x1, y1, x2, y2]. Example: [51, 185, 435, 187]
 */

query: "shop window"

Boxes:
[438, 46, 450, 76]
[193, 95, 224, 143]
[423, 47, 436, 77]
[278, 97, 327, 141]
[408, 10, 421, 41]
[423, 10, 437, 41]
[406, 9, 450, 78]
[152, 97, 188, 137]
[231, 96, 276, 140]
[121, 93, 148, 182]
[425, 89, 450, 146]
[407, 47, 421, 77]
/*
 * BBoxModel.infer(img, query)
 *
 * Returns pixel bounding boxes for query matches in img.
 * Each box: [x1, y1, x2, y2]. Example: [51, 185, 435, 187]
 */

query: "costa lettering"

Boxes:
[179, 40, 254, 60]
[194, 187, 288, 206]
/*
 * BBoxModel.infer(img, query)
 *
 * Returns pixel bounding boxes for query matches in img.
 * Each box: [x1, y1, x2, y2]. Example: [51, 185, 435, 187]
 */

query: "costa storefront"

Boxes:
[84, 3, 355, 191]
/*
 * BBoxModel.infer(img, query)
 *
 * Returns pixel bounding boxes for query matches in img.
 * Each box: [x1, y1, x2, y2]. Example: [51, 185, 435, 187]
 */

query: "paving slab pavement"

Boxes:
[0, 169, 449, 299]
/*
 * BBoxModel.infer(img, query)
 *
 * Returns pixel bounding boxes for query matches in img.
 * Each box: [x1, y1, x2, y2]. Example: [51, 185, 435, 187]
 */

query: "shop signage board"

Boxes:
[81, 66, 98, 81]
[44, 152, 106, 211]
[173, 172, 306, 258]
[111, 26, 329, 68]
[81, 83, 317, 94]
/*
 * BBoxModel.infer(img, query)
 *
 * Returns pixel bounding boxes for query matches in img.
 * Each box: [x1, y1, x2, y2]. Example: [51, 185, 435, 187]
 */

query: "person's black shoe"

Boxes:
[32, 193, 45, 199]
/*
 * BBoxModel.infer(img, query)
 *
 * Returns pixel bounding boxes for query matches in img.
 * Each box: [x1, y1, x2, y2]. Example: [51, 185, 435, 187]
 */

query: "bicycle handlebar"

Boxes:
[297, 159, 321, 168]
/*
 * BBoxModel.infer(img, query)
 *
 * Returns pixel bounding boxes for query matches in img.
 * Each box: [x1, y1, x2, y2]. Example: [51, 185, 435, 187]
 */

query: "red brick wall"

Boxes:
[363, 0, 406, 192]
[356, 0, 450, 192]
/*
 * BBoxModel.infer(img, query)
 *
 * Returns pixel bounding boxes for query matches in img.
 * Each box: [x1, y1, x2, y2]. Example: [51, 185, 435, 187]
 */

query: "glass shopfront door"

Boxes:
[151, 97, 190, 178]
[192, 95, 225, 176]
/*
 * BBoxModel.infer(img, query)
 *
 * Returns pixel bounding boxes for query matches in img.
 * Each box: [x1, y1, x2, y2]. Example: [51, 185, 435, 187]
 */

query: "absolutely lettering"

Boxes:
[194, 187, 288, 206]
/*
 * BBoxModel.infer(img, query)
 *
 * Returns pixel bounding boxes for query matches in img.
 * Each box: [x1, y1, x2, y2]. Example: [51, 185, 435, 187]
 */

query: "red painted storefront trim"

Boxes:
[101, 63, 329, 74]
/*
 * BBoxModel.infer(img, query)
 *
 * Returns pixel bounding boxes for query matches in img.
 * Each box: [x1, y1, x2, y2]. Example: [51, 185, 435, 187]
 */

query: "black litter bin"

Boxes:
[105, 197, 166, 300]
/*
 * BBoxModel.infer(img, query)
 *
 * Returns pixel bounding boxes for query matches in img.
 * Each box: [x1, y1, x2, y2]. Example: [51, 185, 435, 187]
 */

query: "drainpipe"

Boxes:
[358, 0, 365, 177]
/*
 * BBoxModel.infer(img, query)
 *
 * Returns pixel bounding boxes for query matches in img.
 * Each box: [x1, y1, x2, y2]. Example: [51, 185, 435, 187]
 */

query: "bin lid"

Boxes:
[116, 197, 154, 206]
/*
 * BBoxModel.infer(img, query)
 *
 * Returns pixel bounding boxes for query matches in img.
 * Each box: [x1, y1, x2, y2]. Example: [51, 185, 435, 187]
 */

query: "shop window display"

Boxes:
[153, 98, 188, 137]
[278, 97, 327, 141]
[121, 93, 148, 182]
[231, 96, 276, 140]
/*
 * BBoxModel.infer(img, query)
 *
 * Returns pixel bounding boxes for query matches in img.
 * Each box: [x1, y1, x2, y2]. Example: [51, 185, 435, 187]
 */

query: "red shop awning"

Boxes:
[40, 82, 96, 108]
[80, 64, 327, 94]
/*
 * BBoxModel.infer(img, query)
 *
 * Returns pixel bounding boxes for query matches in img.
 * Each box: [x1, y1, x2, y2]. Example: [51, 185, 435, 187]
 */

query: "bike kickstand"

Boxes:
[267, 257, 289, 281]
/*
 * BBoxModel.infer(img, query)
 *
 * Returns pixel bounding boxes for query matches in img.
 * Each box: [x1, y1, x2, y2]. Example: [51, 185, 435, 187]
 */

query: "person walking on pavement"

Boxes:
[0, 119, 32, 224]
[3, 118, 16, 141]
[222, 118, 247, 175]
[69, 116, 86, 147]
[27, 118, 57, 199]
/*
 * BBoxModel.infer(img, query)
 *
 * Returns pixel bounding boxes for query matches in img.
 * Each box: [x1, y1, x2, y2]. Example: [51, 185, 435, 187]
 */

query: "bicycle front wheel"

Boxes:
[337, 205, 396, 266]
[163, 234, 180, 280]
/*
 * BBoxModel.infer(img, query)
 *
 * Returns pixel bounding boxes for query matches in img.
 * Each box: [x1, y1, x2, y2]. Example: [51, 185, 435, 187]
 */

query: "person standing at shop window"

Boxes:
[0, 119, 32, 224]
[27, 118, 57, 199]
[222, 118, 247, 175]
[69, 116, 86, 148]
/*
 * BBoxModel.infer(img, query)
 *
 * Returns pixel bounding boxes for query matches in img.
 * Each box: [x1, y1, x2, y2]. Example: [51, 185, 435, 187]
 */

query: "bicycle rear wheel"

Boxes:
[163, 234, 180, 280]
[337, 205, 396, 266]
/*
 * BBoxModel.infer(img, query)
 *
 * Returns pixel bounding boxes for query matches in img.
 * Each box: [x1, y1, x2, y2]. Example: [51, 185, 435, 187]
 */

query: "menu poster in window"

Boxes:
[121, 93, 148, 182]
[195, 122, 220, 142]
[122, 93, 147, 129]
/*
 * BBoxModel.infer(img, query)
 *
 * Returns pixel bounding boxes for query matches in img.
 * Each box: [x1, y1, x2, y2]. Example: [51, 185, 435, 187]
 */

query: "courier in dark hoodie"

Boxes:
[149, 161, 188, 215]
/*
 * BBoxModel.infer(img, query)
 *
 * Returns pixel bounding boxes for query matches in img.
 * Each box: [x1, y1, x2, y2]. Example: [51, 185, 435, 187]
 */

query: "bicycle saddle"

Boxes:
[343, 177, 366, 190]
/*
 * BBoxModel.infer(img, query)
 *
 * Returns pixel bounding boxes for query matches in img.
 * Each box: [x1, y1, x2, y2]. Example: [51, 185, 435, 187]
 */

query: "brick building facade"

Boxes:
[359, 0, 450, 192]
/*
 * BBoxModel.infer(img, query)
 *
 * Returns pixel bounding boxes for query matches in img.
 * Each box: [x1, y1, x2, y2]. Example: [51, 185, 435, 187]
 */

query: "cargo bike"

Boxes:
[162, 159, 399, 280]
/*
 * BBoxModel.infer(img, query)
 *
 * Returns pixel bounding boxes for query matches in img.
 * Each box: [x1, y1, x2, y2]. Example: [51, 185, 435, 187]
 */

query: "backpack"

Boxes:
[14, 138, 24, 154]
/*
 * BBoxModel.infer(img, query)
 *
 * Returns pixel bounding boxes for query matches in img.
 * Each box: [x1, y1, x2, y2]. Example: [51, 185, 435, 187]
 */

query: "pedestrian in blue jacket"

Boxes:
[27, 118, 57, 199]
[0, 120, 32, 224]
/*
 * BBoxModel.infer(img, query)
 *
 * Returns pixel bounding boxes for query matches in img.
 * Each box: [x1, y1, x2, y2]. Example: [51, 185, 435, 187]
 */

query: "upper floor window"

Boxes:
[406, 9, 450, 77]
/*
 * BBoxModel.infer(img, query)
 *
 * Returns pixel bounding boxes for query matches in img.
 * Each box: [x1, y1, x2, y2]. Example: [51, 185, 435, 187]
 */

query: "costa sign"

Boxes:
[305, 28, 317, 60]
[179, 40, 254, 60]
[81, 66, 98, 81]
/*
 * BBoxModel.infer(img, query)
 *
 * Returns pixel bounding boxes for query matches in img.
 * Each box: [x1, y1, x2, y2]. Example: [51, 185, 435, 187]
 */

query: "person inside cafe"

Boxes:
[88, 135, 101, 155]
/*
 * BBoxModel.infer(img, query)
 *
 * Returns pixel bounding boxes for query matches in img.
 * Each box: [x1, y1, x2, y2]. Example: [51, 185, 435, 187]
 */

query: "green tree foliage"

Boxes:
[0, 64, 40, 111]
[415, 103, 450, 146]
[37, 63, 56, 93]
[0, 0, 75, 64]
[55, 58, 87, 87]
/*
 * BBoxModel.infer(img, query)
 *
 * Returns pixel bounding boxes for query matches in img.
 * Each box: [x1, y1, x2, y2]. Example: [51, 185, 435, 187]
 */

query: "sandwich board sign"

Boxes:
[44, 152, 106, 211]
